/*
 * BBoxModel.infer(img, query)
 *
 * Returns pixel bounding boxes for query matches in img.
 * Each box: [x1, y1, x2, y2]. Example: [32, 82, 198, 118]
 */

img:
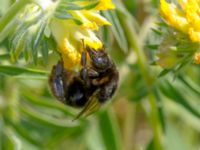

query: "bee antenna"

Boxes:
[81, 39, 86, 50]
[102, 44, 105, 49]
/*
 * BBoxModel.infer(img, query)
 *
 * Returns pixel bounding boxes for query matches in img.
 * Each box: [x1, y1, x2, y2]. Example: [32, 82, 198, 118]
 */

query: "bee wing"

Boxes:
[73, 90, 101, 120]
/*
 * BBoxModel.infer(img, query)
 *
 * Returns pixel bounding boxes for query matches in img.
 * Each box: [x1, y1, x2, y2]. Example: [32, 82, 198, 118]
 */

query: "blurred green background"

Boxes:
[0, 0, 200, 150]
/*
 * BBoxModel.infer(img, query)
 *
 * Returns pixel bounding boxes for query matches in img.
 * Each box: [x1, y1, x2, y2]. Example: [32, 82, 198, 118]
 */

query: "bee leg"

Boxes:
[97, 75, 118, 103]
[49, 61, 65, 103]
[80, 50, 88, 81]
[73, 89, 101, 121]
[87, 69, 99, 78]
[80, 48, 99, 83]
[81, 49, 87, 67]
[80, 67, 99, 79]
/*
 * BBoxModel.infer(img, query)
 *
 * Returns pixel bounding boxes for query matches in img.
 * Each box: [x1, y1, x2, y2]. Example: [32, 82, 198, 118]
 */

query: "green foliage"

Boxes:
[102, 10, 129, 53]
[0, 0, 200, 150]
[150, 25, 199, 76]
[54, 0, 100, 23]
[0, 65, 48, 76]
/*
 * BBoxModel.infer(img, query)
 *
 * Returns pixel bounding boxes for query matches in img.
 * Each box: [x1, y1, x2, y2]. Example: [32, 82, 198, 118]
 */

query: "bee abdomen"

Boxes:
[98, 73, 119, 103]
[64, 78, 88, 107]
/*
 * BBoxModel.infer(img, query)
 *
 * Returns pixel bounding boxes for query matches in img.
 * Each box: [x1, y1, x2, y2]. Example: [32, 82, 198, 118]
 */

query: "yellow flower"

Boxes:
[70, 11, 99, 30]
[81, 11, 111, 26]
[78, 0, 115, 10]
[94, 0, 115, 10]
[50, 0, 115, 68]
[194, 52, 200, 64]
[50, 19, 103, 68]
[160, 0, 200, 42]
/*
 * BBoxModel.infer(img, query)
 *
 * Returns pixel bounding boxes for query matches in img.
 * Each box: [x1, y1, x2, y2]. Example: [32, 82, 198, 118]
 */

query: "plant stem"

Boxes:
[0, 0, 31, 33]
[132, 29, 163, 150]
[118, 7, 164, 150]
[4, 77, 20, 124]
[122, 100, 136, 150]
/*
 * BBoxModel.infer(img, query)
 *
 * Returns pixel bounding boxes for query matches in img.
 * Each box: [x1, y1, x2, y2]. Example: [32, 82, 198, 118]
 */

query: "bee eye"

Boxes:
[96, 56, 108, 65]
[91, 53, 110, 69]
[86, 46, 112, 69]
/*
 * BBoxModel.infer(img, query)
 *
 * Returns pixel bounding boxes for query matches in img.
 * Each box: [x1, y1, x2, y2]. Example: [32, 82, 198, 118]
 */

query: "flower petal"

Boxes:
[61, 39, 81, 68]
[185, 1, 200, 30]
[188, 28, 200, 42]
[71, 11, 98, 30]
[74, 30, 102, 50]
[94, 0, 115, 10]
[194, 52, 200, 64]
[82, 11, 111, 26]
[160, 0, 189, 32]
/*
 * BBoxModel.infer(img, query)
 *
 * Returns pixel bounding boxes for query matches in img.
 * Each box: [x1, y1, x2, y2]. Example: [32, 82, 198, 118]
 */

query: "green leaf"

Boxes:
[54, 11, 83, 25]
[120, 64, 148, 101]
[54, 11, 73, 19]
[44, 126, 86, 149]
[21, 90, 74, 117]
[146, 139, 154, 150]
[7, 7, 49, 64]
[98, 110, 122, 150]
[33, 19, 47, 51]
[146, 44, 159, 50]
[174, 54, 192, 73]
[157, 21, 168, 27]
[153, 88, 166, 132]
[159, 80, 200, 118]
[178, 75, 200, 96]
[10, 29, 27, 61]
[20, 106, 80, 129]
[0, 17, 18, 43]
[54, 0, 99, 24]
[102, 10, 129, 53]
[41, 39, 49, 64]
[2, 128, 17, 150]
[0, 53, 10, 60]
[165, 123, 190, 150]
[0, 65, 48, 76]
[8, 121, 41, 145]
[57, 1, 99, 11]
[150, 61, 157, 65]
[158, 69, 172, 77]
[86, 123, 105, 150]
[151, 28, 162, 35]
[23, 41, 31, 62]
[100, 26, 110, 47]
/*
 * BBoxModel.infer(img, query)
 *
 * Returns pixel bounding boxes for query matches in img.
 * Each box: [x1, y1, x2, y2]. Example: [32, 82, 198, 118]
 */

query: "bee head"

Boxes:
[86, 46, 113, 71]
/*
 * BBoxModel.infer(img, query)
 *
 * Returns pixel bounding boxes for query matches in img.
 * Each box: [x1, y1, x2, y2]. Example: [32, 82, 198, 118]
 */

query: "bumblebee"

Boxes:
[49, 45, 119, 119]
